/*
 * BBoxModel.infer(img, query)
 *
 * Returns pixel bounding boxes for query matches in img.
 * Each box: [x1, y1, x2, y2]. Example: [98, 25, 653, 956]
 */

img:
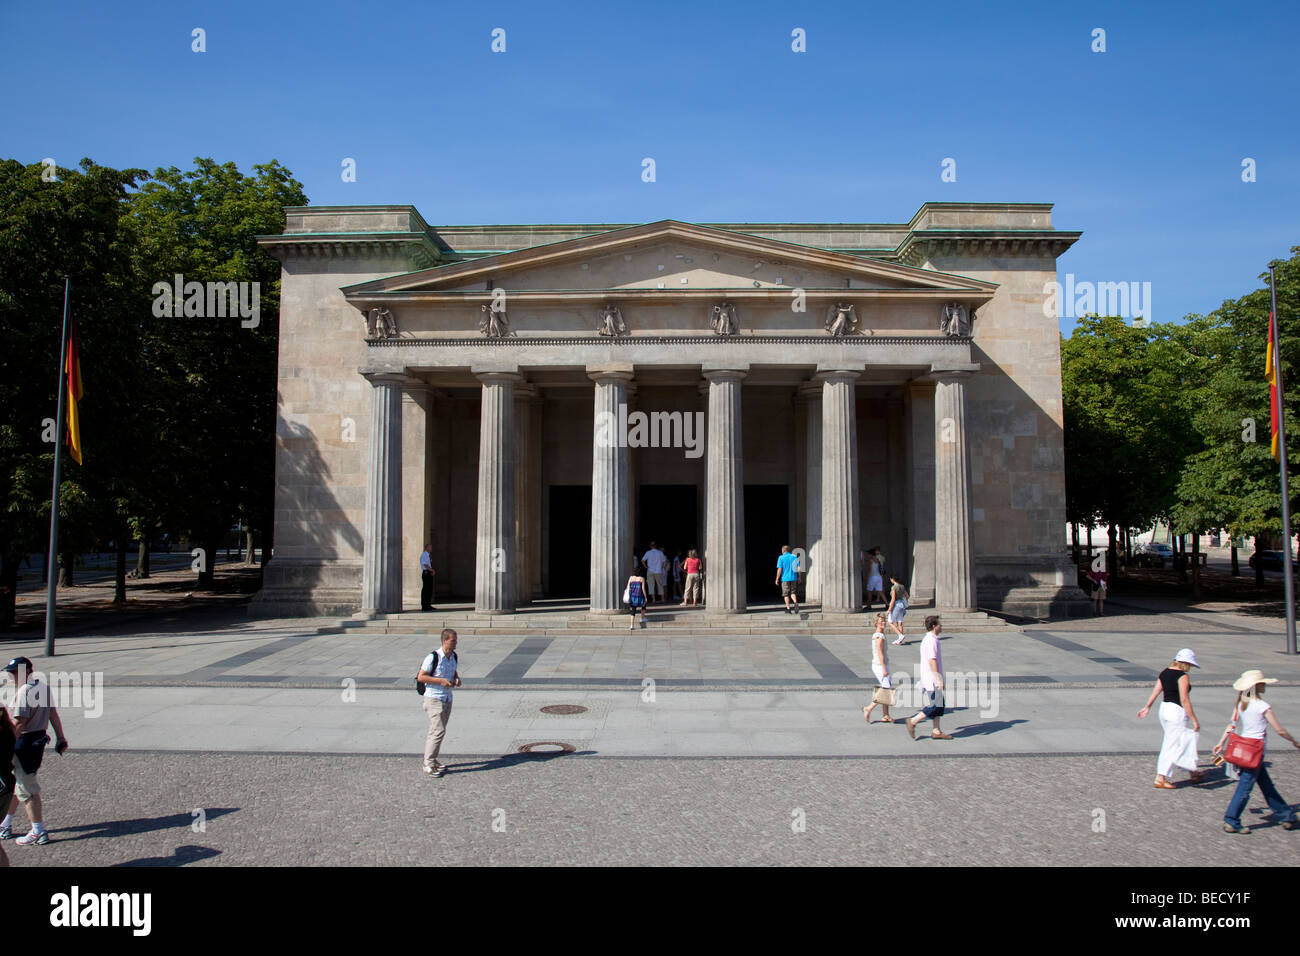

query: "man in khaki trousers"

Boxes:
[417, 629, 460, 777]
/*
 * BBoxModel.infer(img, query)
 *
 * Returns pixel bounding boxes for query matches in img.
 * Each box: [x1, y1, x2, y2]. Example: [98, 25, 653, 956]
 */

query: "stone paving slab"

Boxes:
[4, 750, 1296, 867]
[5, 601, 1299, 695]
[45, 684, 1300, 757]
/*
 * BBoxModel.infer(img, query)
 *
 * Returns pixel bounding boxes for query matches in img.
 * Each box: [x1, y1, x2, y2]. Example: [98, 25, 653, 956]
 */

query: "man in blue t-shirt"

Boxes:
[775, 545, 802, 615]
[417, 629, 461, 777]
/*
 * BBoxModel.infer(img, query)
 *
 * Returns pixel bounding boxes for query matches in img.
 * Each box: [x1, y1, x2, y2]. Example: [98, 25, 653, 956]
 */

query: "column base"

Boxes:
[248, 559, 362, 618]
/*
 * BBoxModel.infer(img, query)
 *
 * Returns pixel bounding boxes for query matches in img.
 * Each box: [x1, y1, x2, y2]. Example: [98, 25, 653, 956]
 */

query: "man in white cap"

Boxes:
[1213, 669, 1300, 834]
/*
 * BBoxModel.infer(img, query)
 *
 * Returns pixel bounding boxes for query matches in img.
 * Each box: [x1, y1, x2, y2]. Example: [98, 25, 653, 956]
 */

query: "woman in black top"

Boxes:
[1137, 649, 1202, 789]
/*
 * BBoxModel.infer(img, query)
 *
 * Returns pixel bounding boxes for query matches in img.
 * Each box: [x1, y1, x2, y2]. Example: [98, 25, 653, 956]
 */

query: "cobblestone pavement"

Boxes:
[3, 750, 1296, 867]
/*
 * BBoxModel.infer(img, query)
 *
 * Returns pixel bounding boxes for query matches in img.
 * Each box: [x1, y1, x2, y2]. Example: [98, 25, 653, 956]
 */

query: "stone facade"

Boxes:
[250, 203, 1088, 619]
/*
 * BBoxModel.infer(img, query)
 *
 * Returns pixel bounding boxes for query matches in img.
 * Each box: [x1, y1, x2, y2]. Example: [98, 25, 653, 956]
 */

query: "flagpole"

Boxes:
[44, 278, 71, 657]
[1271, 262, 1298, 656]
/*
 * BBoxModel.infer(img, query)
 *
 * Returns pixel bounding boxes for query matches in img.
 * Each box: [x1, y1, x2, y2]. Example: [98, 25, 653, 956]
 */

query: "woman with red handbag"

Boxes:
[1213, 670, 1300, 835]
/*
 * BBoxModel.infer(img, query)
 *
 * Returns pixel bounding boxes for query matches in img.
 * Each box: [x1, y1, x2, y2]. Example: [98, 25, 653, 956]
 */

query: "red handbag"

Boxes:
[1223, 705, 1264, 770]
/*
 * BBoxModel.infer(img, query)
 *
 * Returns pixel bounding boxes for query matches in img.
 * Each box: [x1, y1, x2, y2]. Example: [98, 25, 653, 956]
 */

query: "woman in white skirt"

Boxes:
[862, 614, 894, 723]
[1137, 648, 1203, 789]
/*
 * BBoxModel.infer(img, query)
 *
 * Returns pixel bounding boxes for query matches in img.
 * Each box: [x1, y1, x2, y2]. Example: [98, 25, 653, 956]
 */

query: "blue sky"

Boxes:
[2, 0, 1296, 331]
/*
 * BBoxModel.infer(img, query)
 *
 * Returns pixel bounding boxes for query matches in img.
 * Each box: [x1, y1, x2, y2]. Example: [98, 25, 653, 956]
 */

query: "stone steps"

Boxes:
[329, 607, 1019, 637]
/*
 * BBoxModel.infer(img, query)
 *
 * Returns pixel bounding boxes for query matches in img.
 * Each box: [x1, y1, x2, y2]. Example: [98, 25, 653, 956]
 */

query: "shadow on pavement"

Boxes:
[445, 750, 598, 775]
[112, 844, 222, 867]
[55, 807, 238, 843]
[951, 719, 1027, 738]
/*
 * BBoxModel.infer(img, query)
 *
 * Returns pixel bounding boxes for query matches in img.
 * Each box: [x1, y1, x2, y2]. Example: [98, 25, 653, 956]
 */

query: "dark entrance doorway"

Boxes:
[637, 485, 698, 586]
[547, 485, 591, 598]
[744, 485, 789, 600]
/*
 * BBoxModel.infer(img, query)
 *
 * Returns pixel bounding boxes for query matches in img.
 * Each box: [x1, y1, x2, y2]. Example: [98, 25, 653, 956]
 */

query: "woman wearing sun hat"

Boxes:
[1213, 669, 1300, 835]
[1137, 648, 1203, 789]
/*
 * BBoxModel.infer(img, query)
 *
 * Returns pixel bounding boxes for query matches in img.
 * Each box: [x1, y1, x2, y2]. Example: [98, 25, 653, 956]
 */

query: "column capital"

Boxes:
[702, 368, 747, 382]
[474, 370, 524, 386]
[796, 381, 823, 402]
[927, 361, 981, 383]
[359, 367, 421, 387]
[814, 368, 861, 384]
[587, 365, 635, 384]
[514, 383, 540, 400]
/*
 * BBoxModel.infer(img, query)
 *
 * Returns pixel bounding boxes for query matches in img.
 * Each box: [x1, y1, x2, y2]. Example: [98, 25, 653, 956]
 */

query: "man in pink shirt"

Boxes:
[907, 615, 953, 741]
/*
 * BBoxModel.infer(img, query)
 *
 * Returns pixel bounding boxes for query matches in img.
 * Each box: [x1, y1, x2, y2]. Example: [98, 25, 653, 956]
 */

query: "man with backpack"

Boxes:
[417, 629, 460, 777]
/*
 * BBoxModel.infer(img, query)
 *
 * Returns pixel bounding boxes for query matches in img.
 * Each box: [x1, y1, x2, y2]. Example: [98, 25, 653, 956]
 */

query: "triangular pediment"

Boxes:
[341, 220, 996, 298]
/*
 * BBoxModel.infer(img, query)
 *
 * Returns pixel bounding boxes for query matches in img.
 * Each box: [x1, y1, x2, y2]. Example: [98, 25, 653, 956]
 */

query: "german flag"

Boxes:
[65, 320, 83, 465]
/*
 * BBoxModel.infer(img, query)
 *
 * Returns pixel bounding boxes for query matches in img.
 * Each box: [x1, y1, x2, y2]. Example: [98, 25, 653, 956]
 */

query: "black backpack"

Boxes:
[415, 648, 458, 695]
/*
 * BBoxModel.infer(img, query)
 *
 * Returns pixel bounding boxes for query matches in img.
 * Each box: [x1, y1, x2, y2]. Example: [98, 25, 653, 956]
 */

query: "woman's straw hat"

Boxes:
[1233, 669, 1280, 691]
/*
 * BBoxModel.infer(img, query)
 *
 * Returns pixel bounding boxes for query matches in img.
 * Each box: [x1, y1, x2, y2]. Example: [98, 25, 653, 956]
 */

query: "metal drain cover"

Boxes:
[516, 741, 577, 754]
[540, 704, 587, 715]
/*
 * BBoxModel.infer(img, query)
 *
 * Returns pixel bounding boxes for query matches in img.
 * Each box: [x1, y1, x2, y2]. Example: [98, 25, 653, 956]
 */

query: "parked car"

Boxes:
[1135, 542, 1173, 568]
[1248, 550, 1300, 572]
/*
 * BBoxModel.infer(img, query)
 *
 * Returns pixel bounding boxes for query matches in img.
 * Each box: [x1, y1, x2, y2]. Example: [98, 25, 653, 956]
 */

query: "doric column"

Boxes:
[819, 370, 862, 613]
[360, 371, 405, 613]
[907, 380, 937, 603]
[400, 381, 434, 610]
[475, 371, 520, 613]
[797, 382, 823, 603]
[514, 384, 539, 607]
[885, 394, 906, 584]
[704, 369, 746, 612]
[589, 368, 633, 613]
[934, 368, 977, 610]
[526, 390, 544, 600]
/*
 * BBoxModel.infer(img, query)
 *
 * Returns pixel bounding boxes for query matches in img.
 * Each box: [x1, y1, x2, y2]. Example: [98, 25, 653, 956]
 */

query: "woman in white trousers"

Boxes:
[1138, 648, 1203, 788]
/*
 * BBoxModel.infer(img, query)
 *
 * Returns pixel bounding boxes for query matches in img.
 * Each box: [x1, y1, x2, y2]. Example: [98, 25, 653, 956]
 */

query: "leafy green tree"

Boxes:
[1062, 316, 1198, 573]
[0, 158, 146, 627]
[1173, 250, 1300, 587]
[124, 158, 306, 586]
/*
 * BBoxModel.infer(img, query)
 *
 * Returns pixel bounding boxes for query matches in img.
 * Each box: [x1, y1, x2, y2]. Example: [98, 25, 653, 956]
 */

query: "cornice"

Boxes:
[895, 230, 1081, 267]
[343, 288, 996, 307]
[257, 233, 441, 269]
[364, 334, 973, 347]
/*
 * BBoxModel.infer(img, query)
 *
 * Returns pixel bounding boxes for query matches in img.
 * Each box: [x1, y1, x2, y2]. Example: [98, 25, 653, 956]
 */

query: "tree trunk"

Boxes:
[244, 529, 255, 565]
[1107, 521, 1118, 577]
[0, 552, 18, 631]
[114, 535, 128, 605]
[135, 538, 150, 579]
[1231, 543, 1239, 576]
[1255, 533, 1266, 587]
[1071, 523, 1079, 566]
[198, 534, 220, 588]
[58, 550, 74, 587]
[1191, 533, 1202, 598]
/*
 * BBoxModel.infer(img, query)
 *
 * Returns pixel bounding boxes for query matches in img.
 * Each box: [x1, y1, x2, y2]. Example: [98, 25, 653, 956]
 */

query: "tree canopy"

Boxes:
[0, 156, 306, 626]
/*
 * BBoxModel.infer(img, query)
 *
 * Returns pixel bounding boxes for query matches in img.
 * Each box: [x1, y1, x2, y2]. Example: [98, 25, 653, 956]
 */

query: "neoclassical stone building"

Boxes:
[251, 202, 1085, 619]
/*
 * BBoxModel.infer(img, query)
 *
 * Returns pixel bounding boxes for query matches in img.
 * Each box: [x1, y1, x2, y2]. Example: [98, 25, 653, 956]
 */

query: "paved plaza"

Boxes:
[2, 595, 1298, 865]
